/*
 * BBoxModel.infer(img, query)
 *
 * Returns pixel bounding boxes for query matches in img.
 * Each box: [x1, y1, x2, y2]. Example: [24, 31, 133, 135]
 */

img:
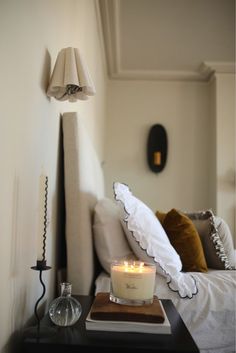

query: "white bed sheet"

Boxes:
[95, 270, 236, 353]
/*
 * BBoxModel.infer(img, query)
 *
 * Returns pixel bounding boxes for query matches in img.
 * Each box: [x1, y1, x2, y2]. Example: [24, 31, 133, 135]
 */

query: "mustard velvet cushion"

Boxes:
[155, 210, 166, 225]
[161, 208, 208, 273]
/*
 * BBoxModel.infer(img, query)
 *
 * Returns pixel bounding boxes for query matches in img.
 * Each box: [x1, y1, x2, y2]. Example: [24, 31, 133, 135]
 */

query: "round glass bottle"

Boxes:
[49, 282, 82, 326]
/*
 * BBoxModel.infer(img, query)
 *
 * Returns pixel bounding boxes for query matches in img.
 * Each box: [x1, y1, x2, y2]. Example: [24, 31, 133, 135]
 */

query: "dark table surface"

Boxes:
[21, 295, 200, 353]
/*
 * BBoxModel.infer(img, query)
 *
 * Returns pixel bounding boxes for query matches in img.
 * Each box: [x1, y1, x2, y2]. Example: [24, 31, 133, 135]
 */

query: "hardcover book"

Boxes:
[85, 292, 171, 334]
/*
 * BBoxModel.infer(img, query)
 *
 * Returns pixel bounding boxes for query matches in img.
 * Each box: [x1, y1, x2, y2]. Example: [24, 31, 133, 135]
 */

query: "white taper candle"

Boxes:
[37, 175, 48, 261]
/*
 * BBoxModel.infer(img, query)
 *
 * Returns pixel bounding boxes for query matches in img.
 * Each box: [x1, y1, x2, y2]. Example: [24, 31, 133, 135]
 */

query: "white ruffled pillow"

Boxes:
[113, 182, 198, 298]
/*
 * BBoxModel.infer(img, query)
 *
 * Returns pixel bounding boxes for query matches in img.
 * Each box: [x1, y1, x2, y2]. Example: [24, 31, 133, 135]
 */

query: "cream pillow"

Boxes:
[93, 198, 136, 274]
[113, 182, 198, 298]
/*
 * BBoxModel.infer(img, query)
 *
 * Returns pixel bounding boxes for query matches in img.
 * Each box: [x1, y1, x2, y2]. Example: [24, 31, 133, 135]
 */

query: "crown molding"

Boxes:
[199, 62, 235, 80]
[110, 69, 207, 82]
[99, 0, 235, 82]
[98, 0, 120, 76]
[95, 0, 109, 75]
[99, 0, 206, 82]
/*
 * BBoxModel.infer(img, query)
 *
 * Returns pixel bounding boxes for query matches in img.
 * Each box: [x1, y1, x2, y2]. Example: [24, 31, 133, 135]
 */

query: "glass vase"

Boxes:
[49, 282, 82, 326]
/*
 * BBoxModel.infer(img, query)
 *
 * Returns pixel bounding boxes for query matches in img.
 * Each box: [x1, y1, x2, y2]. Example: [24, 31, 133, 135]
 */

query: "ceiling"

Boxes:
[98, 0, 235, 81]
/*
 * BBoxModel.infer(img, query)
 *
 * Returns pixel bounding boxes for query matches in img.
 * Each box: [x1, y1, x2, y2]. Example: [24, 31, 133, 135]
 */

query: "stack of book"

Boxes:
[85, 292, 171, 334]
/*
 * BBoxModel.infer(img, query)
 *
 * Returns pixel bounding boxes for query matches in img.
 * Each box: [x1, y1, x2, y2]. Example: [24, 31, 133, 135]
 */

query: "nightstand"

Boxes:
[21, 295, 199, 353]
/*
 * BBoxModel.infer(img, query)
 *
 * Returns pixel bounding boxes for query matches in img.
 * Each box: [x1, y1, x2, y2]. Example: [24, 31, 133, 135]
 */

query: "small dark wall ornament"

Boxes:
[147, 124, 168, 173]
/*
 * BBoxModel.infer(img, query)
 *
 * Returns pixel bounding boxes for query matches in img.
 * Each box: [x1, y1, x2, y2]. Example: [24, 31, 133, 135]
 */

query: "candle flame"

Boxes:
[123, 261, 145, 272]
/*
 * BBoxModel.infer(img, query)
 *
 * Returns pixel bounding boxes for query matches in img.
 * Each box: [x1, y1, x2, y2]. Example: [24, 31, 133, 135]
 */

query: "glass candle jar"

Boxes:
[110, 260, 156, 306]
[49, 282, 82, 326]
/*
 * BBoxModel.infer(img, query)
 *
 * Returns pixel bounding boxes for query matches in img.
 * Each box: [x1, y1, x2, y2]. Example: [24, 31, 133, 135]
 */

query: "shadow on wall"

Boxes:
[54, 116, 67, 295]
[3, 121, 66, 353]
[41, 48, 51, 99]
[2, 301, 46, 353]
[2, 53, 68, 353]
[218, 169, 235, 192]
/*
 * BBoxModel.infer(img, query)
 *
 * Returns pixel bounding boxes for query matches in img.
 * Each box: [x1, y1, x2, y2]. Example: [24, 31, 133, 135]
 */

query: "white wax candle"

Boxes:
[111, 261, 156, 301]
[37, 175, 48, 261]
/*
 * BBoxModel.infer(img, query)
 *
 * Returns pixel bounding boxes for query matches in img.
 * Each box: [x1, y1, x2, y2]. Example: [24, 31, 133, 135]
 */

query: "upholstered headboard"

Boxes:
[62, 112, 104, 295]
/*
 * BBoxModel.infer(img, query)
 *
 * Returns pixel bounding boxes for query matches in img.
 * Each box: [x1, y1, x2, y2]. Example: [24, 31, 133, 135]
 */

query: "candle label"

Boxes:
[124, 273, 144, 290]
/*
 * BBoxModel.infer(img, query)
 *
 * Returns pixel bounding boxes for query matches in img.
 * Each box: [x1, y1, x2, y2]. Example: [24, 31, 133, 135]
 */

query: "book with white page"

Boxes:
[85, 300, 171, 334]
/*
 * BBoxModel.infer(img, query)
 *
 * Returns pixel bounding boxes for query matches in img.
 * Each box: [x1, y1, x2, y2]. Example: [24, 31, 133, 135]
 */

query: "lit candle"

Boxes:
[110, 261, 156, 305]
[37, 175, 48, 262]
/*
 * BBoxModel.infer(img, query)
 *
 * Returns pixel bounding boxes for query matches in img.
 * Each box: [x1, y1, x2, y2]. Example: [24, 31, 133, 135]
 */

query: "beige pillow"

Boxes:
[186, 210, 235, 270]
[93, 198, 135, 273]
[214, 216, 235, 268]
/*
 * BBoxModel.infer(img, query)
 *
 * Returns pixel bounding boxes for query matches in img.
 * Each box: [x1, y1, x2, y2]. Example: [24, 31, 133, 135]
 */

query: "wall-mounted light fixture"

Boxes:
[147, 124, 168, 173]
[47, 47, 96, 102]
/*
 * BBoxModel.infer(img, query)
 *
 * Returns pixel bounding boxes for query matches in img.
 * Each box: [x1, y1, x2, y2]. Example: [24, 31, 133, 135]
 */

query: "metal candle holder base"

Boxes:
[31, 260, 51, 335]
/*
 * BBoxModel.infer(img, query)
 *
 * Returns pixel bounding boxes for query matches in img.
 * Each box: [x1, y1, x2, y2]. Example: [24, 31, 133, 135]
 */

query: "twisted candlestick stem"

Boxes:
[34, 270, 46, 334]
[42, 176, 48, 261]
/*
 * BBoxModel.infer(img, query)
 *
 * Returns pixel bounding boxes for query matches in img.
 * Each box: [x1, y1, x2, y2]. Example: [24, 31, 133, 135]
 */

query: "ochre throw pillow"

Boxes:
[155, 210, 166, 225]
[163, 208, 208, 273]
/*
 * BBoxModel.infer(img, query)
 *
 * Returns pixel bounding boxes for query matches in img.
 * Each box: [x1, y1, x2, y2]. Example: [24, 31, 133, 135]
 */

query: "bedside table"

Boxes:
[21, 295, 200, 353]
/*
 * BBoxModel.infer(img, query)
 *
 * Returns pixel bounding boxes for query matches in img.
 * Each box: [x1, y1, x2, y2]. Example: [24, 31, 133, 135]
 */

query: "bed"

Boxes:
[62, 112, 236, 353]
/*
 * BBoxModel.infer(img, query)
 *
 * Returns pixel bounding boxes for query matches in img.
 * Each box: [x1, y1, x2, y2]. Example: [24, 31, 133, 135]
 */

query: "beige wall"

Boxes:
[104, 80, 211, 212]
[104, 77, 235, 243]
[0, 1, 107, 352]
[215, 73, 236, 244]
[208, 76, 217, 216]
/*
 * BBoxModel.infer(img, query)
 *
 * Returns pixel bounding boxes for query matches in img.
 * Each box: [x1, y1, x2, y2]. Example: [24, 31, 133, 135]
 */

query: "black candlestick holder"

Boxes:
[22, 260, 55, 340]
[31, 260, 51, 334]
[23, 176, 56, 339]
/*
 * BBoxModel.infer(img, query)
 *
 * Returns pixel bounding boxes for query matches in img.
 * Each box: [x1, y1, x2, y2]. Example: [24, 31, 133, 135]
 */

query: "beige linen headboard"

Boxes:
[62, 112, 104, 295]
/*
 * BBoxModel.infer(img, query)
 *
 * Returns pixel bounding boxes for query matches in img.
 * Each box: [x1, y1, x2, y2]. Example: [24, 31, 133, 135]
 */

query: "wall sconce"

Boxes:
[147, 124, 168, 173]
[47, 47, 96, 102]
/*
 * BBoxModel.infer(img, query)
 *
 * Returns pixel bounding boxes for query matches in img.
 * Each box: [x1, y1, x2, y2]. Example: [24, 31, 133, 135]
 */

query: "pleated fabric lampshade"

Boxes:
[47, 47, 96, 102]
